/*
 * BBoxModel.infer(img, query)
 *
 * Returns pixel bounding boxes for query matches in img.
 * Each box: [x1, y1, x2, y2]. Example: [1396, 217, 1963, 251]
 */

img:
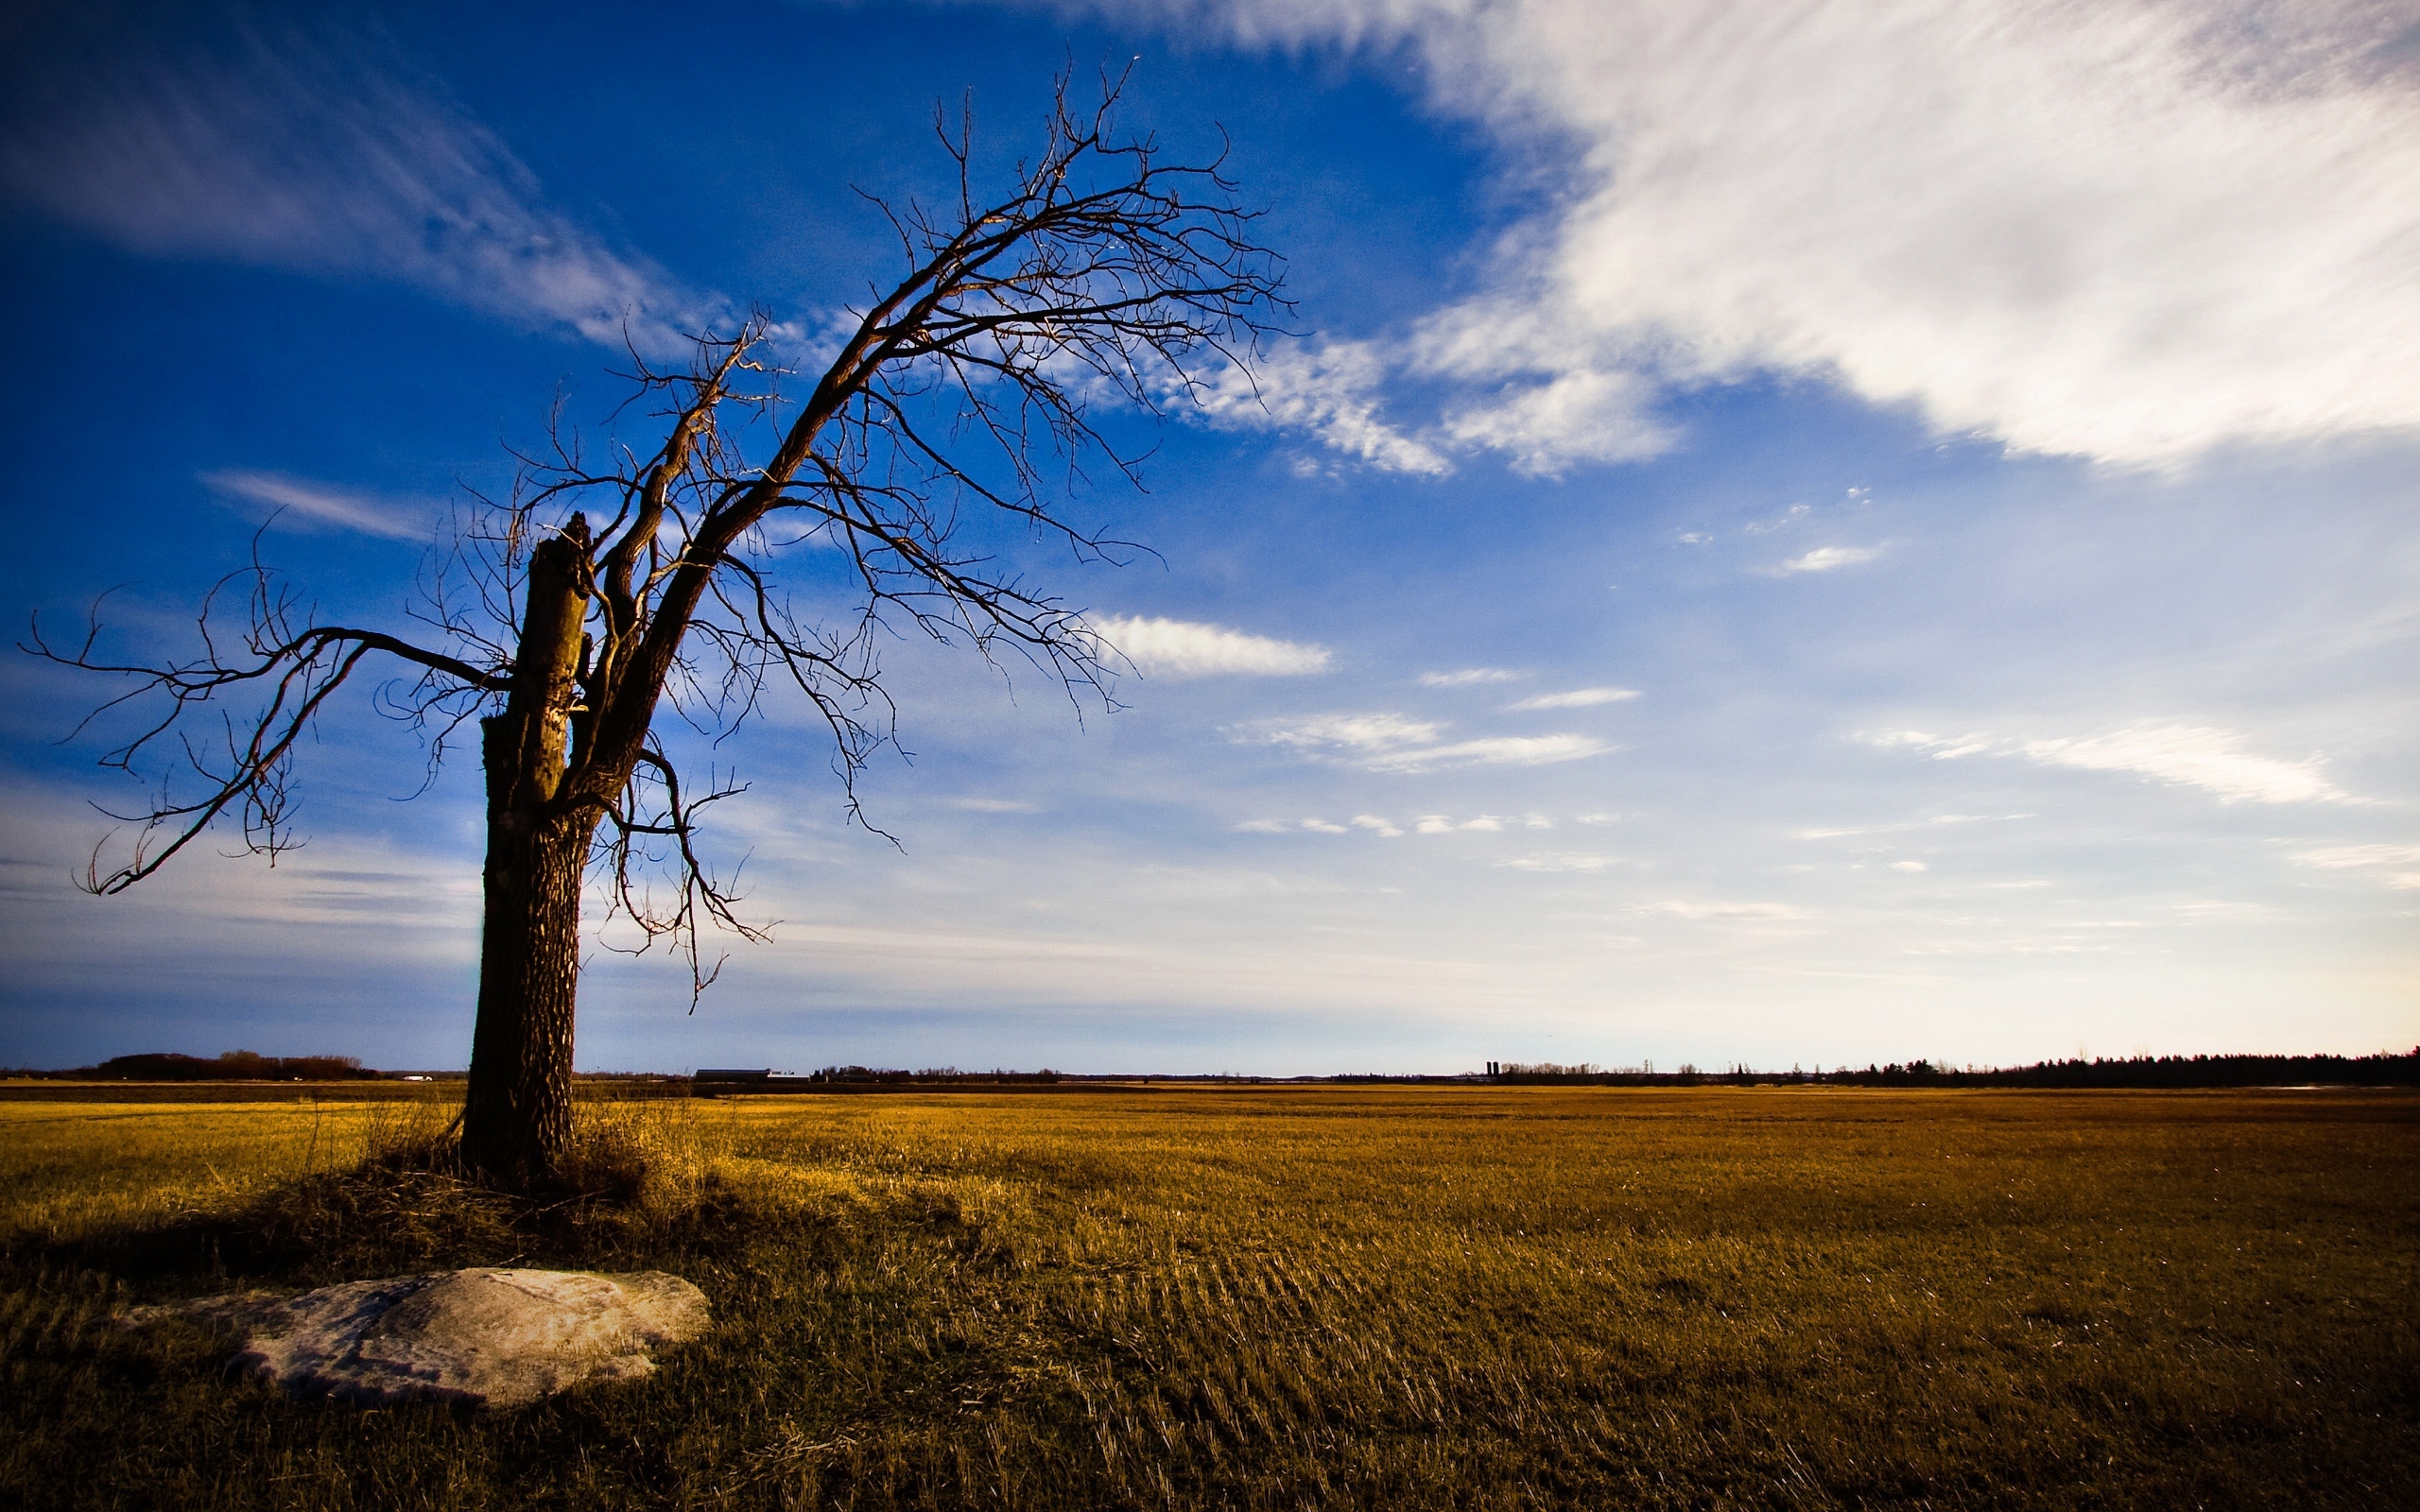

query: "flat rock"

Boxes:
[137, 1268, 710, 1407]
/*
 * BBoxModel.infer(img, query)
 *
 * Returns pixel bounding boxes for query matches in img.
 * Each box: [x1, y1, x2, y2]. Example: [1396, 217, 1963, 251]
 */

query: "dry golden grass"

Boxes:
[3, 1087, 2413, 1509]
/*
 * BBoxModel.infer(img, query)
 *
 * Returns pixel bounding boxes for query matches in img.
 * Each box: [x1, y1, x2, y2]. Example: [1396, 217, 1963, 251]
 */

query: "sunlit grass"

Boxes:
[4, 1088, 2413, 1508]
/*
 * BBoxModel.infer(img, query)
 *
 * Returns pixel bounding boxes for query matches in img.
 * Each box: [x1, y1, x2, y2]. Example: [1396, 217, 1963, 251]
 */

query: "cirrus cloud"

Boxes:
[1421, 667, 1525, 687]
[1508, 686, 1640, 710]
[1361, 732, 1614, 773]
[1872, 722, 2349, 804]
[200, 469, 436, 542]
[1238, 713, 1615, 772]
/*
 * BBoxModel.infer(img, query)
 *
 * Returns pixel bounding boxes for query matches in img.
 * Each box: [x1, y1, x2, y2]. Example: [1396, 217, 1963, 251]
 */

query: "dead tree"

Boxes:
[27, 77, 1286, 1184]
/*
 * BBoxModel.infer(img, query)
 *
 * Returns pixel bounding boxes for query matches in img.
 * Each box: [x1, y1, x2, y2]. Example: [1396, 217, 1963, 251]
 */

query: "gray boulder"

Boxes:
[140, 1268, 710, 1407]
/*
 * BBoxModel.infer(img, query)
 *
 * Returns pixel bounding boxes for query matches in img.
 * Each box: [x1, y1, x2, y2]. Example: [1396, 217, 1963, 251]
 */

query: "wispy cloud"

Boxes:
[1194, 340, 1450, 475]
[1231, 816, 1360, 835]
[1, 24, 712, 352]
[1874, 723, 2348, 804]
[1768, 545, 1880, 576]
[2020, 726, 2345, 805]
[200, 469, 434, 541]
[1242, 713, 1442, 753]
[1507, 686, 1639, 711]
[1240, 713, 1615, 773]
[2292, 843, 2420, 869]
[1421, 667, 1524, 687]
[1362, 733, 1614, 773]
[1093, 615, 1332, 678]
[1498, 852, 1613, 871]
[1743, 505, 1813, 537]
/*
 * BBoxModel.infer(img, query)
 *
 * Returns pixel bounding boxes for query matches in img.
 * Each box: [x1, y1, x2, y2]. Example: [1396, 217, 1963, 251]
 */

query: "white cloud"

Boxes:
[1, 26, 711, 352]
[1362, 733, 1615, 773]
[1507, 686, 1640, 710]
[2020, 725, 2344, 805]
[1242, 713, 1443, 753]
[200, 470, 434, 542]
[1350, 814, 1405, 836]
[2292, 843, 2420, 869]
[1768, 545, 1881, 576]
[1077, 0, 2420, 469]
[950, 797, 1040, 813]
[1421, 668, 1525, 687]
[1414, 815, 1504, 833]
[1093, 615, 1333, 678]
[1194, 340, 1451, 474]
[1240, 714, 1612, 775]
[1891, 860, 1928, 872]
[1872, 722, 2348, 804]
[1232, 816, 1352, 833]
[1432, 360, 1673, 476]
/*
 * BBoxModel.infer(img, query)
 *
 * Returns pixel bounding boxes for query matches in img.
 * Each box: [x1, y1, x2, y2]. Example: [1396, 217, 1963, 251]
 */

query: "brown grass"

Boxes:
[2, 1087, 2413, 1509]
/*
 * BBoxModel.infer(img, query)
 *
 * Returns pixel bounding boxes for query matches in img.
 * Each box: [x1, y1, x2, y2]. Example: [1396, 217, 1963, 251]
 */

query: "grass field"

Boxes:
[2, 1087, 2413, 1509]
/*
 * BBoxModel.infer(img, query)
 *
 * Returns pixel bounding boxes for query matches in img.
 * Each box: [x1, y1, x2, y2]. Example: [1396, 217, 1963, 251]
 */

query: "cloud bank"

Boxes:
[1074, 0, 2420, 471]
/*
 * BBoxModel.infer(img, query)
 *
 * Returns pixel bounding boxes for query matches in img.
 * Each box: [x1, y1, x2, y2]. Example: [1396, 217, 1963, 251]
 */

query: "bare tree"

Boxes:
[28, 76, 1286, 1184]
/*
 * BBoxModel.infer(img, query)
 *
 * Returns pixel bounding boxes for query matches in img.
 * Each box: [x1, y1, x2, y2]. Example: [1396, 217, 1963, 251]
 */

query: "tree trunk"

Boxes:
[462, 520, 596, 1185]
[461, 798, 596, 1182]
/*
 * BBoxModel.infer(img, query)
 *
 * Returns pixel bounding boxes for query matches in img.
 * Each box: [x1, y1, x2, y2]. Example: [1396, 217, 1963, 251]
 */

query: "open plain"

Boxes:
[3, 1086, 2413, 1509]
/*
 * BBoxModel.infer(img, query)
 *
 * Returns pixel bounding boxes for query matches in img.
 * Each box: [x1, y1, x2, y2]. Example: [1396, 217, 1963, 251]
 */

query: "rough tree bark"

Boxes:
[464, 521, 596, 1179]
[31, 75, 1286, 1188]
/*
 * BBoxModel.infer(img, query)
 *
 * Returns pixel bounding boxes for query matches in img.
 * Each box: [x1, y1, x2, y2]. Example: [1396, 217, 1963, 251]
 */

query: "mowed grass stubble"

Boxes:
[2, 1087, 2412, 1509]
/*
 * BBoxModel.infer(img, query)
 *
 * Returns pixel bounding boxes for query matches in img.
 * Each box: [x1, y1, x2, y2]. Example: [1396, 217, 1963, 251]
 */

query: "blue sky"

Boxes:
[2, 0, 2413, 1074]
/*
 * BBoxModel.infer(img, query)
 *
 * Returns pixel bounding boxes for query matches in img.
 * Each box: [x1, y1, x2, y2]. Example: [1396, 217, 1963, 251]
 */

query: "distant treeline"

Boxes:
[15, 1050, 2418, 1091]
[700, 1052, 2420, 1092]
[701, 1066, 1071, 1086]
[9, 1051, 381, 1082]
[1483, 1051, 2420, 1089]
